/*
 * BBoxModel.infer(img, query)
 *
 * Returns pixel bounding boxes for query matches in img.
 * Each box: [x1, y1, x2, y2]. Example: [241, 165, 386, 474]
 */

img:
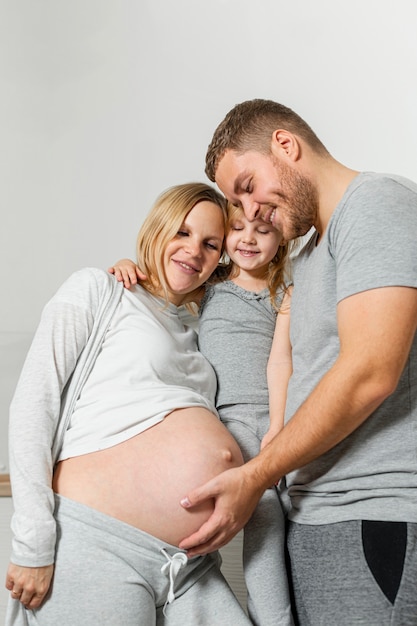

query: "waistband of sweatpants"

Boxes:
[54, 493, 221, 567]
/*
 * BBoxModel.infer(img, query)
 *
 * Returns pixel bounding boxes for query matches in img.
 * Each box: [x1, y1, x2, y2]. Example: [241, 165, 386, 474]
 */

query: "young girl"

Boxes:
[110, 202, 295, 626]
[6, 183, 252, 626]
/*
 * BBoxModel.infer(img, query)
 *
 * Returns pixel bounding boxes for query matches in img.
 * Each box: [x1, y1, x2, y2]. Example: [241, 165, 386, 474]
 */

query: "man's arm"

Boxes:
[179, 285, 417, 555]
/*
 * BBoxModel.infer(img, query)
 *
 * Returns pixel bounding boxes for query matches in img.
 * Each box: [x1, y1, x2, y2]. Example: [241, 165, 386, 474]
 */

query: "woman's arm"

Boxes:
[5, 564, 54, 610]
[6, 270, 101, 607]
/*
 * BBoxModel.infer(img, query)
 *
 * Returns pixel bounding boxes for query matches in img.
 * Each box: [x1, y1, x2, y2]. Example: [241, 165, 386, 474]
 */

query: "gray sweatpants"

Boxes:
[23, 495, 251, 626]
[219, 404, 294, 626]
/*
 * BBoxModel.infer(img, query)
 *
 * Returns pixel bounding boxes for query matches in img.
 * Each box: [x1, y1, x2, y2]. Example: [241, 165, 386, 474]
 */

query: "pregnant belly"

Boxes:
[53, 407, 243, 546]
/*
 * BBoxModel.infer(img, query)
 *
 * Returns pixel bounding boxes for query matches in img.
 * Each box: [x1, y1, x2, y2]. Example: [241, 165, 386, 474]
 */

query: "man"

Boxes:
[179, 99, 417, 624]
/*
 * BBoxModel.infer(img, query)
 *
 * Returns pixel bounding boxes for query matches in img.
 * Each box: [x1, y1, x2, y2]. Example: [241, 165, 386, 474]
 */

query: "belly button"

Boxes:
[221, 448, 234, 463]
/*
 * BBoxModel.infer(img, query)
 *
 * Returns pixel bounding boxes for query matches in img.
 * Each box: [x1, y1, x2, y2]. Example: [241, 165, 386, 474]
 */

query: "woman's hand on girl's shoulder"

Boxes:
[108, 258, 145, 288]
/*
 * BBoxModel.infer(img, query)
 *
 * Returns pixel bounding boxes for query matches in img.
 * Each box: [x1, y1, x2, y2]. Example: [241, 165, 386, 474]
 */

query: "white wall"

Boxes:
[1, 0, 417, 466]
[1, 1, 416, 617]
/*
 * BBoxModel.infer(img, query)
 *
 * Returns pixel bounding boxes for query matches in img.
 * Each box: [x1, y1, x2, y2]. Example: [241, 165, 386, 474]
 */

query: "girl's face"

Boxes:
[226, 211, 282, 273]
[162, 201, 224, 305]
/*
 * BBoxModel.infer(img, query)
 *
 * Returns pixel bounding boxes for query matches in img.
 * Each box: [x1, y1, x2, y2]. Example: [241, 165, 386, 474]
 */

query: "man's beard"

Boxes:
[272, 157, 319, 240]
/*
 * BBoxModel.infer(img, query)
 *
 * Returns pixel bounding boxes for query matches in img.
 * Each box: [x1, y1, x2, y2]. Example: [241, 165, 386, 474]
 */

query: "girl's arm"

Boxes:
[108, 259, 206, 306]
[262, 288, 292, 450]
[108, 258, 143, 288]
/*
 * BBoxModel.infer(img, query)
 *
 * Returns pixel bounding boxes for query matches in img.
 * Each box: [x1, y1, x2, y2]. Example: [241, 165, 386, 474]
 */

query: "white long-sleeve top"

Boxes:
[9, 268, 217, 567]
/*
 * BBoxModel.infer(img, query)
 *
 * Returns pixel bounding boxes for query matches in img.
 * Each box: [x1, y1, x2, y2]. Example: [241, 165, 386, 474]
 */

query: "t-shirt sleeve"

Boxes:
[329, 177, 417, 303]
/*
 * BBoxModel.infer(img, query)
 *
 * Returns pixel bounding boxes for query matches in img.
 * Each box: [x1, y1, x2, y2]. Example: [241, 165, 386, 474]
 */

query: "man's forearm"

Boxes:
[247, 355, 392, 491]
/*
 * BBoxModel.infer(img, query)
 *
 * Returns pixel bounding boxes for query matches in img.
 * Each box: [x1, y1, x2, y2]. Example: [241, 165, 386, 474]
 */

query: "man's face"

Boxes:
[215, 149, 318, 241]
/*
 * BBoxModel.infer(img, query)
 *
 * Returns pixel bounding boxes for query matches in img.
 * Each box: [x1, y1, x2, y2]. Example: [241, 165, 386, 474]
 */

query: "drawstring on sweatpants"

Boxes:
[160, 548, 188, 615]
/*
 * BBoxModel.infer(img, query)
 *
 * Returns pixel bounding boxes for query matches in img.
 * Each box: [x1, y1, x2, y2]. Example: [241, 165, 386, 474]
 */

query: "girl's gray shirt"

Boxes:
[198, 281, 285, 408]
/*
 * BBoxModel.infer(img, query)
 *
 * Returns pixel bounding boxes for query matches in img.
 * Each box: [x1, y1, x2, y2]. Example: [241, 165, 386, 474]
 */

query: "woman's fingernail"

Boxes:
[180, 497, 191, 507]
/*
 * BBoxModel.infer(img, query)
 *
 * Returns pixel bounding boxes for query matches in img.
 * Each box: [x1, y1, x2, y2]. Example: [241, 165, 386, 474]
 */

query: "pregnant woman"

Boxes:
[5, 183, 250, 626]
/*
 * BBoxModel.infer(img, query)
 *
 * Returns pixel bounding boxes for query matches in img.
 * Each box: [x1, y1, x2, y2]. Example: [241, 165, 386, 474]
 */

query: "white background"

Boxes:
[1, 1, 417, 466]
[1, 0, 416, 618]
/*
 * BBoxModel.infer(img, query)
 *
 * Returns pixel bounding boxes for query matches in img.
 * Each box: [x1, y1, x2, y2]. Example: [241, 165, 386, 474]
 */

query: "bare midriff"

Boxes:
[53, 407, 243, 546]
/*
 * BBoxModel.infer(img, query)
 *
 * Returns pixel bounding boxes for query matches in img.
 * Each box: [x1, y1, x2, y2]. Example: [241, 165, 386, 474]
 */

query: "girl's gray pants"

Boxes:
[219, 404, 294, 626]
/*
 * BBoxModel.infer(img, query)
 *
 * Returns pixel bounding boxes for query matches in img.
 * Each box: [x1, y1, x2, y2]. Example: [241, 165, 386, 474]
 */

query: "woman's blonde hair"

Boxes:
[136, 182, 227, 306]
[209, 203, 295, 311]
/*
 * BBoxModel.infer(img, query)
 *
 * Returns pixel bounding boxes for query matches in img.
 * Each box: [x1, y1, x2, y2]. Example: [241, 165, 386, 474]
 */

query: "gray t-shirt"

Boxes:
[199, 281, 285, 408]
[286, 172, 417, 524]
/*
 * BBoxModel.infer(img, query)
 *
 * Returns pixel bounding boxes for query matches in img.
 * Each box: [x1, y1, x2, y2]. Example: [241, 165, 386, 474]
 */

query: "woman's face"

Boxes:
[162, 200, 224, 305]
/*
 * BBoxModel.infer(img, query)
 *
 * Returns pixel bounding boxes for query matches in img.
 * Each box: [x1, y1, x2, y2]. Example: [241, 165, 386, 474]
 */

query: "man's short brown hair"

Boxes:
[205, 99, 328, 181]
